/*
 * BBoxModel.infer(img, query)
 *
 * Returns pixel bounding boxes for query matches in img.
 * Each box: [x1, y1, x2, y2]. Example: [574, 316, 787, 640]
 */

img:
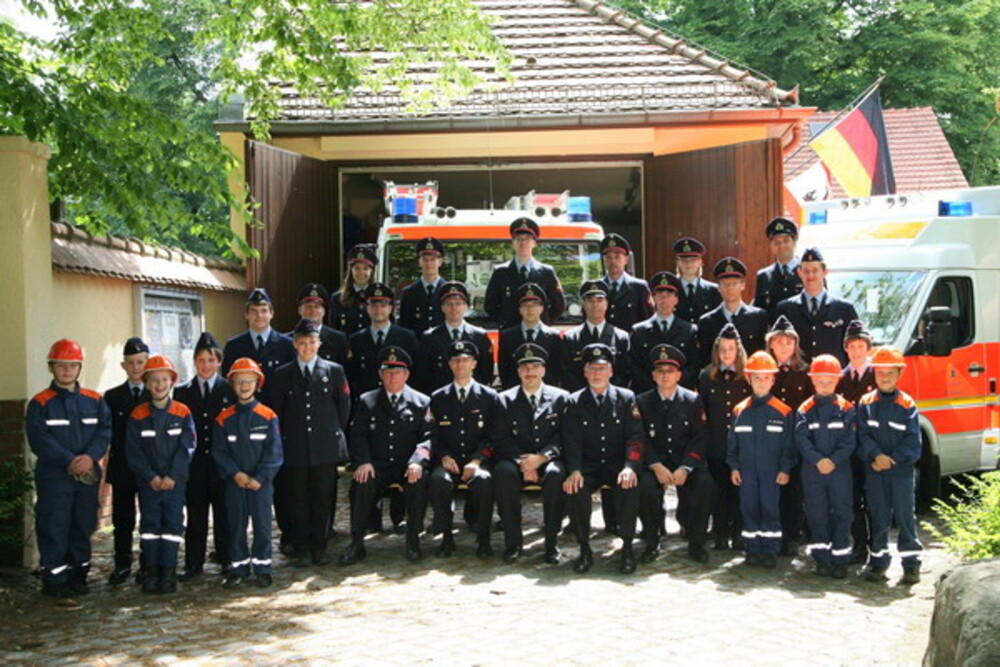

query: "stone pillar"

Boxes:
[0, 136, 54, 566]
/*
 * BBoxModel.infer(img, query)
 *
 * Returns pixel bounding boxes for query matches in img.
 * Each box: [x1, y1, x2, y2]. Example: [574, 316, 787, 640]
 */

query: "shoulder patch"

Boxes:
[32, 388, 58, 406]
[252, 403, 277, 421]
[835, 395, 853, 411]
[216, 405, 237, 426]
[859, 390, 879, 405]
[80, 387, 103, 400]
[130, 403, 152, 420]
[799, 396, 816, 414]
[732, 397, 753, 416]
[767, 396, 793, 417]
[168, 401, 191, 418]
[895, 391, 916, 410]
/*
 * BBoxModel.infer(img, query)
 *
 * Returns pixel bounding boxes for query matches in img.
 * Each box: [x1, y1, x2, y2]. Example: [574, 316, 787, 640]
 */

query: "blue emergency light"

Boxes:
[938, 200, 973, 217]
[808, 210, 828, 225]
[568, 196, 592, 222]
[392, 196, 418, 223]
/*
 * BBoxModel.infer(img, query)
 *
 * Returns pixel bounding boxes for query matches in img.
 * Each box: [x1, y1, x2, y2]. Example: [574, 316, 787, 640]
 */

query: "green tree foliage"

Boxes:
[0, 0, 509, 255]
[925, 471, 1000, 560]
[615, 0, 1000, 186]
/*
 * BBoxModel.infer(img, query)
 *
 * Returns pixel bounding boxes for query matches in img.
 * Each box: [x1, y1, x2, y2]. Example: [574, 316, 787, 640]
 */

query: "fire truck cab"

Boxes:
[376, 182, 607, 328]
[801, 186, 1000, 502]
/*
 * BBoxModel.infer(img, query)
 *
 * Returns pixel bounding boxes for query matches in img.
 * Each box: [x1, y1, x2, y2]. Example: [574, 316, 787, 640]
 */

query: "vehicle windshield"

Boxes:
[825, 270, 927, 345]
[384, 239, 604, 327]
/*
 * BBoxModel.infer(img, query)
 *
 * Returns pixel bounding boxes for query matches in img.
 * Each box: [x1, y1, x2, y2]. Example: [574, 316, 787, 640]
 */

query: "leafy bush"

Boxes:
[0, 461, 33, 549]
[924, 471, 1000, 561]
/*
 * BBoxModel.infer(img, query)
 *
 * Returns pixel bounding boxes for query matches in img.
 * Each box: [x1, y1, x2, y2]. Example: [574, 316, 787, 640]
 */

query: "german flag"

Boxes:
[810, 89, 896, 197]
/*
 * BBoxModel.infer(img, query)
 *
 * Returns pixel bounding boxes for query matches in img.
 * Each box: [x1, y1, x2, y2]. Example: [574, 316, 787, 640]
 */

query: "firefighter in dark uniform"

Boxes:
[398, 237, 446, 336]
[837, 319, 876, 564]
[287, 283, 349, 367]
[213, 358, 284, 589]
[270, 319, 351, 566]
[753, 217, 803, 319]
[698, 323, 751, 551]
[347, 282, 419, 396]
[498, 283, 563, 389]
[698, 257, 769, 355]
[636, 344, 714, 564]
[173, 332, 233, 581]
[560, 280, 630, 392]
[766, 314, 812, 556]
[599, 233, 653, 330]
[562, 344, 644, 574]
[493, 343, 570, 564]
[26, 339, 111, 598]
[339, 346, 431, 565]
[674, 236, 721, 324]
[427, 341, 502, 558]
[221, 288, 295, 403]
[327, 244, 377, 335]
[628, 271, 700, 392]
[413, 281, 494, 394]
[126, 355, 196, 594]
[103, 336, 150, 586]
[485, 217, 566, 329]
[775, 247, 859, 365]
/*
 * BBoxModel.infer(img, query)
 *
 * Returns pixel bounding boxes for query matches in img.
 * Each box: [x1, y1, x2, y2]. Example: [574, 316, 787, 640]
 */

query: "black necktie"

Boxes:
[781, 265, 789, 280]
[810, 297, 819, 317]
[256, 334, 265, 352]
[390, 394, 398, 409]
[201, 381, 208, 400]
[687, 283, 695, 299]
[596, 393, 605, 408]
[525, 329, 535, 343]
[520, 266, 528, 280]
[452, 329, 460, 342]
[458, 387, 467, 404]
[660, 320, 668, 335]
[529, 394, 538, 411]
[610, 282, 618, 298]
[591, 326, 599, 340]
[303, 366, 311, 382]
[427, 284, 435, 300]
[132, 386, 141, 403]
[376, 330, 384, 348]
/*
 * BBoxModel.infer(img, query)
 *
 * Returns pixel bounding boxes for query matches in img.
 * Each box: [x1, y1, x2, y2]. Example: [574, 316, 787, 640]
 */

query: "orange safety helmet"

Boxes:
[870, 345, 906, 368]
[142, 355, 179, 382]
[227, 357, 265, 387]
[48, 338, 85, 363]
[745, 350, 779, 374]
[808, 354, 843, 377]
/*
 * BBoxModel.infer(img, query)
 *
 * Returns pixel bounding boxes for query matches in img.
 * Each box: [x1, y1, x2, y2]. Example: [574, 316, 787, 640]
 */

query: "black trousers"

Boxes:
[565, 466, 639, 548]
[350, 465, 427, 544]
[184, 452, 229, 569]
[779, 462, 805, 545]
[708, 458, 741, 544]
[428, 463, 495, 540]
[286, 463, 339, 553]
[494, 458, 566, 551]
[274, 466, 292, 548]
[111, 475, 139, 569]
[639, 467, 715, 548]
[850, 454, 871, 557]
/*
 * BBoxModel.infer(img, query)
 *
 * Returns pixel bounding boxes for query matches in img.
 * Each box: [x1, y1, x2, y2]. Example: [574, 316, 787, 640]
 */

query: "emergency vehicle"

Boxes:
[376, 181, 607, 326]
[801, 186, 1000, 502]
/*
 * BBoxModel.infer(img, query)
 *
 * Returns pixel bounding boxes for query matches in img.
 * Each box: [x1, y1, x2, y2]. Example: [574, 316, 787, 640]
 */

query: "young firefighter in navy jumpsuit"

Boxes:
[856, 346, 923, 585]
[727, 351, 796, 569]
[26, 339, 111, 599]
[795, 355, 857, 579]
[213, 357, 284, 588]
[126, 355, 196, 594]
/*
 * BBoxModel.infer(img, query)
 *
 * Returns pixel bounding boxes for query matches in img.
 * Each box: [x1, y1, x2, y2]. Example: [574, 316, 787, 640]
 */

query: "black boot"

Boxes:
[157, 568, 178, 594]
[141, 566, 160, 594]
[619, 542, 637, 574]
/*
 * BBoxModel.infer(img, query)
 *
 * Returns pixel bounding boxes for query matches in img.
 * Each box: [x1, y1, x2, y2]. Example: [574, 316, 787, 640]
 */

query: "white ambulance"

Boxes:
[801, 186, 1000, 502]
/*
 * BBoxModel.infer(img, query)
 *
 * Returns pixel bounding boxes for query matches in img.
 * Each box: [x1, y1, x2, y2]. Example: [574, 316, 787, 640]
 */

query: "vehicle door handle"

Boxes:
[968, 363, 986, 374]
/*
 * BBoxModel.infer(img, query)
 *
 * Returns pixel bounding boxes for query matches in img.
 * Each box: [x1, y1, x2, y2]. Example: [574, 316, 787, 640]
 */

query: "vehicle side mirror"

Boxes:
[924, 306, 953, 357]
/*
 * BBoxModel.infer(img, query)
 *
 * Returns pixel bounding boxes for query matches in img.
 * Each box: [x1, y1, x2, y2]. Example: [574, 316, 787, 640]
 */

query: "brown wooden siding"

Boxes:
[246, 141, 340, 331]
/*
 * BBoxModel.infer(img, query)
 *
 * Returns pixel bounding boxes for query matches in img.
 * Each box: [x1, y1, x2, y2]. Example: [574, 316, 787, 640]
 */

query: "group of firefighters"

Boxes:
[26, 213, 923, 600]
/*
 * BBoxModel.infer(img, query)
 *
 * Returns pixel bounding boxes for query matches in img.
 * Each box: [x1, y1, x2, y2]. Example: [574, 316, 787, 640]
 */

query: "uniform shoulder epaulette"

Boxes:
[895, 391, 916, 410]
[767, 396, 793, 417]
[79, 387, 103, 400]
[834, 395, 853, 411]
[733, 396, 753, 416]
[859, 390, 879, 405]
[216, 405, 237, 426]
[167, 401, 191, 418]
[798, 396, 816, 414]
[130, 403, 151, 420]
[31, 388, 58, 406]
[252, 403, 277, 420]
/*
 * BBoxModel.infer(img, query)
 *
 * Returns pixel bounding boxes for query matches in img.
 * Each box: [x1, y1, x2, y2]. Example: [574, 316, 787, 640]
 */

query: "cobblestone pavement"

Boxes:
[0, 487, 955, 666]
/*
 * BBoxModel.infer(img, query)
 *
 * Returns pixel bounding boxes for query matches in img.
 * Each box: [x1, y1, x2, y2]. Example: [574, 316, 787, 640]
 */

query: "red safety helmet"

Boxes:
[870, 346, 906, 368]
[808, 354, 843, 377]
[227, 357, 265, 387]
[48, 339, 84, 363]
[142, 355, 179, 382]
[744, 350, 779, 374]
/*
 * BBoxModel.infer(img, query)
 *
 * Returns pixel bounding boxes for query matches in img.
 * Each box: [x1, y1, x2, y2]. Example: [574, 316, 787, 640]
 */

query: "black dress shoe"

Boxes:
[405, 543, 423, 562]
[476, 541, 494, 559]
[178, 566, 203, 582]
[688, 545, 710, 564]
[502, 546, 522, 564]
[435, 536, 455, 558]
[312, 550, 331, 566]
[279, 543, 297, 557]
[573, 550, 594, 574]
[338, 543, 367, 566]
[255, 573, 273, 588]
[544, 549, 561, 565]
[108, 567, 131, 586]
[223, 572, 246, 588]
[619, 547, 637, 574]
[640, 542, 661, 564]
[712, 538, 729, 551]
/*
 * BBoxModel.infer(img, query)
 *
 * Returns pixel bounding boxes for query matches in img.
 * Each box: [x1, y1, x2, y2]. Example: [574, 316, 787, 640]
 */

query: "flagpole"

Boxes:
[783, 76, 886, 175]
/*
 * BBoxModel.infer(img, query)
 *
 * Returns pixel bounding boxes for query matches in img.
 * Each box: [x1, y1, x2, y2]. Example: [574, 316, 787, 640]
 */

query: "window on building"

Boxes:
[138, 288, 204, 382]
